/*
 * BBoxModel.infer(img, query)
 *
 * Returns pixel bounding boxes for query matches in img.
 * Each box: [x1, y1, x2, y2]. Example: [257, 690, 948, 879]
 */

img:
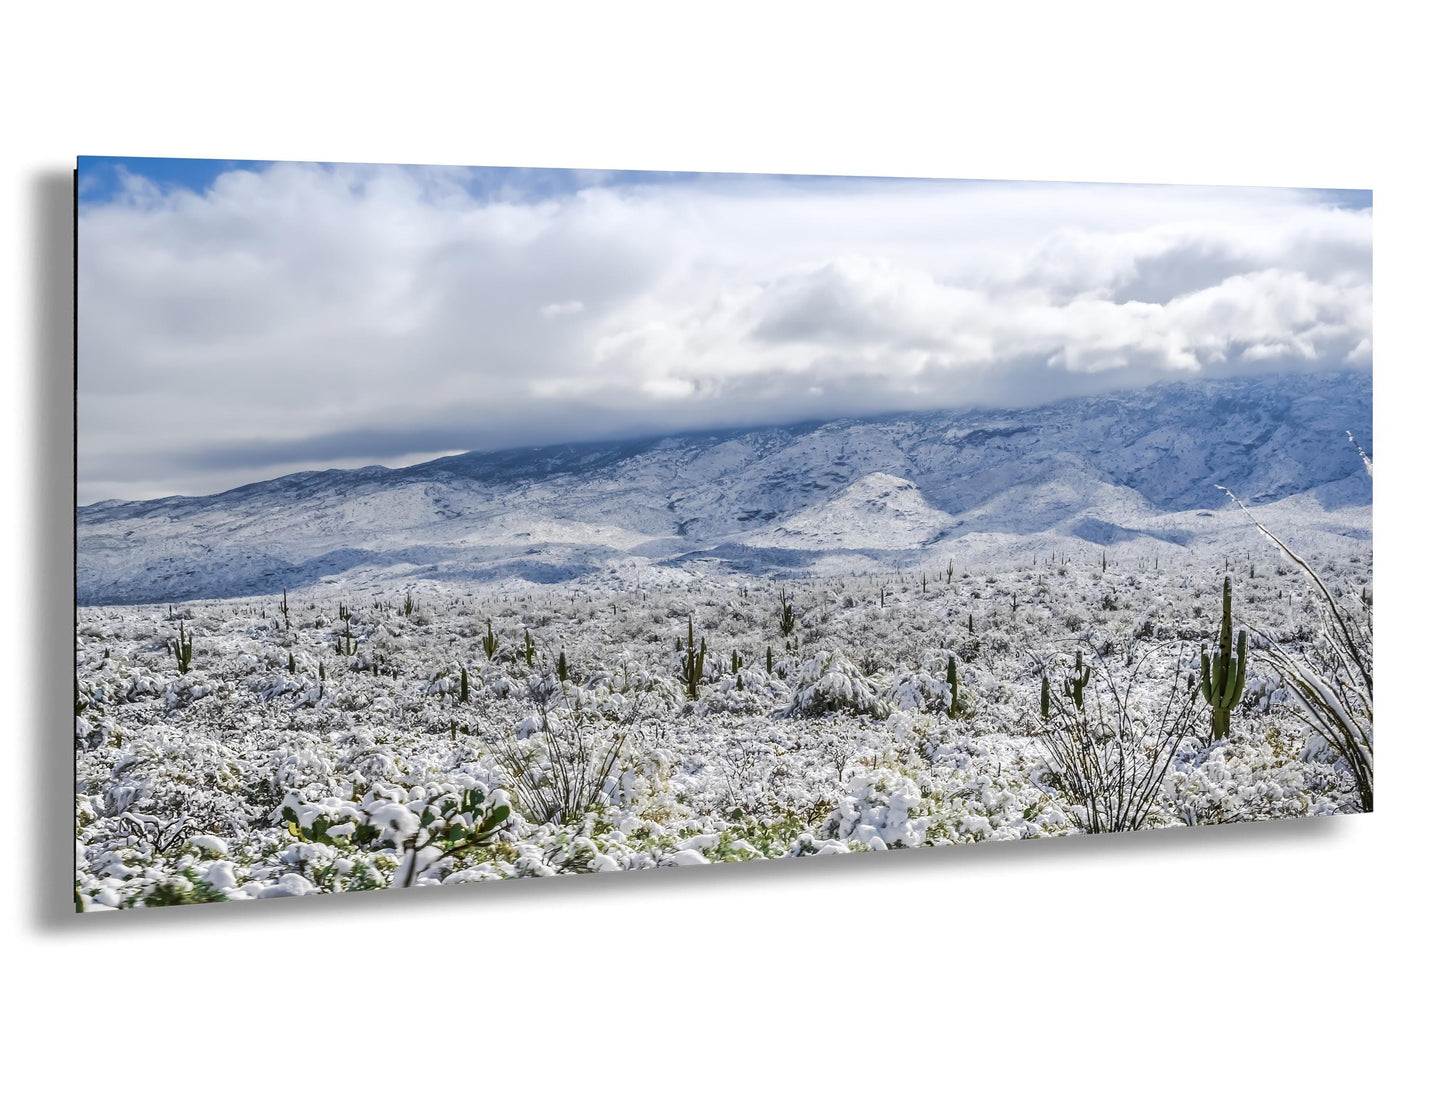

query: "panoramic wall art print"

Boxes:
[73, 158, 1373, 912]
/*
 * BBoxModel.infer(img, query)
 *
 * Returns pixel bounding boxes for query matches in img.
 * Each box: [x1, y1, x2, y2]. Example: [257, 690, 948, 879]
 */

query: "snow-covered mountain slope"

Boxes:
[77, 370, 1373, 604]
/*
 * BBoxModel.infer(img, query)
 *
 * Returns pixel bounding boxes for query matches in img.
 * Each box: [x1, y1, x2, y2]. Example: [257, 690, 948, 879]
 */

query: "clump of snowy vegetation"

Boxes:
[74, 542, 1373, 911]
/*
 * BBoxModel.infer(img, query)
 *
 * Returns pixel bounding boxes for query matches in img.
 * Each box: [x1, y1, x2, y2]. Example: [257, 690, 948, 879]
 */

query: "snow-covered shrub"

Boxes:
[821, 767, 927, 849]
[280, 778, 512, 888]
[785, 651, 890, 719]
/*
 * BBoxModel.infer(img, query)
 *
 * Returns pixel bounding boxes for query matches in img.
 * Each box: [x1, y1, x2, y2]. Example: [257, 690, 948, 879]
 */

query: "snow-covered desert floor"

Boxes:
[73, 540, 1373, 910]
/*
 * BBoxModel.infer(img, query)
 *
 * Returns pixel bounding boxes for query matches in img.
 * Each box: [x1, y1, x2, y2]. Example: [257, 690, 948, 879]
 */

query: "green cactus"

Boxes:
[1040, 674, 1051, 721]
[168, 621, 193, 675]
[459, 666, 470, 704]
[1065, 651, 1091, 710]
[946, 654, 961, 719]
[779, 590, 796, 636]
[731, 649, 742, 675]
[287, 650, 296, 675]
[337, 604, 359, 656]
[766, 645, 774, 676]
[680, 617, 706, 700]
[1200, 576, 1247, 741]
[556, 650, 569, 683]
[482, 619, 499, 661]
[524, 628, 536, 667]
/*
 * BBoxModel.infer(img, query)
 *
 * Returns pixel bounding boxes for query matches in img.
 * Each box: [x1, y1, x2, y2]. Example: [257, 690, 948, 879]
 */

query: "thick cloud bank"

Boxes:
[78, 163, 1371, 502]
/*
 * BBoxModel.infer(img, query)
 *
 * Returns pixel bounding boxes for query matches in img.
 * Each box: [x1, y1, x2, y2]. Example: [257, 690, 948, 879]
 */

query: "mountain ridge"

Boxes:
[77, 370, 1373, 604]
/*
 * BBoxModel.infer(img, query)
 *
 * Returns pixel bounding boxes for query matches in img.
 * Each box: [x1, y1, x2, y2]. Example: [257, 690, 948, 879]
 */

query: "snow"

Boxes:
[76, 371, 1371, 606]
[71, 372, 1372, 910]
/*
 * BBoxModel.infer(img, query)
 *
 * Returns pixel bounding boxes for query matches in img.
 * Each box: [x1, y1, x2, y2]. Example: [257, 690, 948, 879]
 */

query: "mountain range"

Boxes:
[76, 370, 1373, 604]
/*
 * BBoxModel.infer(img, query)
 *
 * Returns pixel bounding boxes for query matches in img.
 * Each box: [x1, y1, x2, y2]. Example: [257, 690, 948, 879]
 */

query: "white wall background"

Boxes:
[2, 3, 1435, 1094]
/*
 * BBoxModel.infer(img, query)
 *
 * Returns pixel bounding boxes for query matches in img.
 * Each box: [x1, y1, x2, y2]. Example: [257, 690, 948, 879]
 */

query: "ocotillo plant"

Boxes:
[779, 590, 796, 636]
[482, 619, 499, 661]
[1200, 576, 1247, 741]
[169, 622, 193, 675]
[680, 617, 707, 701]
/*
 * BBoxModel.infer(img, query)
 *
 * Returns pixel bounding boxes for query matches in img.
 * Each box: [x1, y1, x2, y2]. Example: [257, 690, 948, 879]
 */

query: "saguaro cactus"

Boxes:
[1065, 650, 1090, 710]
[680, 617, 707, 700]
[169, 621, 193, 675]
[1200, 576, 1247, 741]
[482, 619, 499, 661]
[524, 628, 536, 667]
[338, 603, 359, 656]
[946, 654, 962, 718]
[779, 590, 796, 636]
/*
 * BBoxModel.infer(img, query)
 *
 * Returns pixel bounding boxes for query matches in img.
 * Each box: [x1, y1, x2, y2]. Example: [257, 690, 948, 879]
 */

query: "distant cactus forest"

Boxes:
[74, 468, 1372, 910]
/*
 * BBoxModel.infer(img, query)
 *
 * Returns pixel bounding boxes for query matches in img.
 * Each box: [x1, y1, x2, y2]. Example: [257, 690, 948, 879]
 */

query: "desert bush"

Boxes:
[1036, 644, 1200, 832]
[496, 705, 629, 824]
[1222, 483, 1373, 811]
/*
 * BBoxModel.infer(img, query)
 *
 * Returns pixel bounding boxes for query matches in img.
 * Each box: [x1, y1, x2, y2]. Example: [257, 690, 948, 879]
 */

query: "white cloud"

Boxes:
[77, 165, 1371, 501]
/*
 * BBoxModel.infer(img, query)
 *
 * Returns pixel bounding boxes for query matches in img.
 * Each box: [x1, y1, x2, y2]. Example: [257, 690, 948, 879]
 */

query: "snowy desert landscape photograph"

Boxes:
[73, 159, 1373, 910]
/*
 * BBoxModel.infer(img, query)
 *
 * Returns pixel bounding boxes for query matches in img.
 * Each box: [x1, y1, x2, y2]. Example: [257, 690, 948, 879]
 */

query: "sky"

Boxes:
[76, 157, 1372, 503]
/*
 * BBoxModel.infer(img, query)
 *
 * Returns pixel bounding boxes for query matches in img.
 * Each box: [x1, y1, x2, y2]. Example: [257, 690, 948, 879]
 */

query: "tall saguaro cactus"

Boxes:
[1065, 650, 1090, 710]
[680, 617, 707, 700]
[169, 621, 193, 675]
[1200, 576, 1248, 742]
[779, 590, 796, 637]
